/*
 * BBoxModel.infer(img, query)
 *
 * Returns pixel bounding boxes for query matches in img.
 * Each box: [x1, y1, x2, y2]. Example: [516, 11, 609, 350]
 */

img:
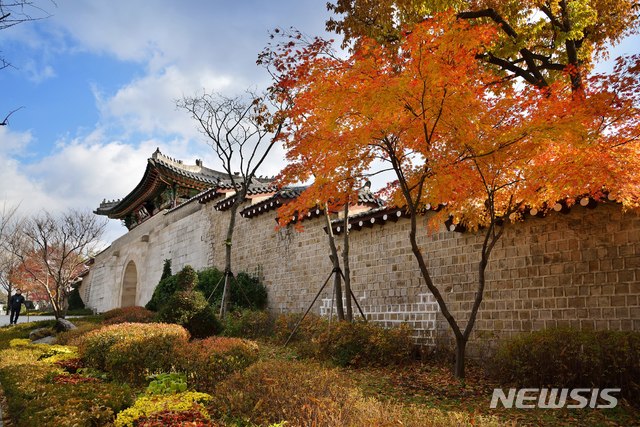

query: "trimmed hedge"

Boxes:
[77, 322, 189, 383]
[492, 328, 640, 402]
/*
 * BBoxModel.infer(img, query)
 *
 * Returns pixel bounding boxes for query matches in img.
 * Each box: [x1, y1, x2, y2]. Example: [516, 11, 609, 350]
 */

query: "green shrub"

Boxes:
[146, 372, 188, 395]
[222, 309, 275, 339]
[102, 306, 156, 325]
[493, 328, 640, 402]
[67, 284, 85, 310]
[77, 322, 189, 383]
[196, 267, 224, 302]
[186, 304, 222, 339]
[146, 275, 178, 311]
[157, 290, 221, 338]
[197, 268, 268, 310]
[176, 265, 198, 291]
[160, 258, 173, 281]
[176, 337, 259, 394]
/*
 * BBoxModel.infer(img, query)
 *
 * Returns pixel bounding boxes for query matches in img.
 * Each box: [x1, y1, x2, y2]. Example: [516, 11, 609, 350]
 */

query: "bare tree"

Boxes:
[13, 209, 106, 319]
[178, 91, 285, 318]
[0, 203, 23, 313]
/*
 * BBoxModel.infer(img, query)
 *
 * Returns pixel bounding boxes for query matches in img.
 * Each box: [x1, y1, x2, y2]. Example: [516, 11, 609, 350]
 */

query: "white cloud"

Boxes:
[24, 62, 56, 83]
[96, 65, 233, 138]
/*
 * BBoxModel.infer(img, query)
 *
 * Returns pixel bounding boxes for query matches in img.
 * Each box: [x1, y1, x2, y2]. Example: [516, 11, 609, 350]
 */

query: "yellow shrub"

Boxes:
[114, 391, 212, 427]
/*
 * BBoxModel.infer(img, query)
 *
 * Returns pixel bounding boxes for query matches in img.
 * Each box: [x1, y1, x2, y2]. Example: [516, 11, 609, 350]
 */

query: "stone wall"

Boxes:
[82, 198, 640, 355]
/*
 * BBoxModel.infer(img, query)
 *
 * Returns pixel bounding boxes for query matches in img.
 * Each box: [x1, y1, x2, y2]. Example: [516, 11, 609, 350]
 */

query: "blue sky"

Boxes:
[0, 0, 333, 243]
[0, 1, 638, 245]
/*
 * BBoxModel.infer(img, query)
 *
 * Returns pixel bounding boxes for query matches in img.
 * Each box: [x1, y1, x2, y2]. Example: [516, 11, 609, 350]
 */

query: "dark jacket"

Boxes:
[9, 294, 25, 310]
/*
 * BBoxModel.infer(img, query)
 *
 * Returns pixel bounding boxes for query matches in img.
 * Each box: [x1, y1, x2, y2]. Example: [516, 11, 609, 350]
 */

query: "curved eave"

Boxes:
[95, 160, 218, 219]
[329, 194, 622, 235]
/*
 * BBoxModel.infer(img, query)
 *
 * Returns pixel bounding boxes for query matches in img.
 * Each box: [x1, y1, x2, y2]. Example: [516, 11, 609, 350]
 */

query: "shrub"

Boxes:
[273, 312, 328, 347]
[135, 410, 218, 426]
[0, 362, 133, 427]
[273, 314, 413, 367]
[208, 359, 356, 426]
[102, 306, 156, 325]
[77, 322, 189, 383]
[492, 328, 640, 402]
[209, 359, 506, 427]
[146, 275, 179, 311]
[313, 320, 414, 367]
[157, 290, 221, 338]
[56, 322, 103, 345]
[67, 284, 85, 310]
[197, 268, 268, 310]
[196, 267, 224, 302]
[114, 391, 212, 427]
[146, 372, 188, 395]
[176, 337, 259, 393]
[222, 309, 275, 339]
[176, 265, 198, 291]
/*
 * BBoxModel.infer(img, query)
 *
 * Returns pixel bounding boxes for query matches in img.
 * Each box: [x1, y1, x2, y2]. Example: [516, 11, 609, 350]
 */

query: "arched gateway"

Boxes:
[121, 261, 138, 307]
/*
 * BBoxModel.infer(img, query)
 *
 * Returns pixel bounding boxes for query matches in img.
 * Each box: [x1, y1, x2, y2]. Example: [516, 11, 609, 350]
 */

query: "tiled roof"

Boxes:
[240, 186, 383, 219]
[95, 149, 224, 219]
[239, 186, 308, 218]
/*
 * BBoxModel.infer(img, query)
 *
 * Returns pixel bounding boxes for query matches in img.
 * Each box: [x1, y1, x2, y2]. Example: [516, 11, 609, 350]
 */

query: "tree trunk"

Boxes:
[342, 203, 353, 322]
[219, 190, 243, 318]
[324, 206, 344, 321]
[454, 335, 467, 379]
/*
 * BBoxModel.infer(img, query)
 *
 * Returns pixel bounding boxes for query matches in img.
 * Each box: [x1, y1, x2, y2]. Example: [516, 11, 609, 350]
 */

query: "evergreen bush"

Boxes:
[145, 259, 175, 311]
[157, 290, 221, 338]
[67, 284, 85, 311]
[197, 268, 267, 310]
[145, 275, 178, 311]
[176, 265, 198, 291]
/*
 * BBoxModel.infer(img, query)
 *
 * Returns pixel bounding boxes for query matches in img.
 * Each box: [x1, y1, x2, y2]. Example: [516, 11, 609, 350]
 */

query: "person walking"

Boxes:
[9, 289, 26, 325]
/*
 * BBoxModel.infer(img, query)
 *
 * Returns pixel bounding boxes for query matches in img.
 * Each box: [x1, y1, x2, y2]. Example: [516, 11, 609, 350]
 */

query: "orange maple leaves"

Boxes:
[267, 11, 640, 228]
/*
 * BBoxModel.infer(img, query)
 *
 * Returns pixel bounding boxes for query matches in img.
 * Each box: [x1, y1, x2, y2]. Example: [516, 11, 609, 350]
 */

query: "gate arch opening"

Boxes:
[121, 261, 138, 307]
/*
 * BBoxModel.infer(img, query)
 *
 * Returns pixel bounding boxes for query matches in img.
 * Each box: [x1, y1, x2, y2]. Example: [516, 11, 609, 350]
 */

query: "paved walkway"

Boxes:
[0, 314, 81, 327]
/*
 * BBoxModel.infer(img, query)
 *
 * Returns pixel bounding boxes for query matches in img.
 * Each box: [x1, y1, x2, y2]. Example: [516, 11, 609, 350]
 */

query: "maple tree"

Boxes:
[12, 209, 105, 319]
[326, 0, 639, 90]
[178, 91, 285, 318]
[266, 12, 640, 377]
